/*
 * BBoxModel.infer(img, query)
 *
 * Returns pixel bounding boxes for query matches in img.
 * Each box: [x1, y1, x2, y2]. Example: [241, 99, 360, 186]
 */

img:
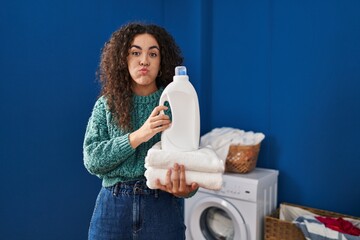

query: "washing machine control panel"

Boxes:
[200, 180, 258, 202]
[221, 180, 257, 202]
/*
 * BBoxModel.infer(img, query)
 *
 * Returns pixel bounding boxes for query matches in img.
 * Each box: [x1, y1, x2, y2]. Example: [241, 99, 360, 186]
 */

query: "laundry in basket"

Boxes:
[201, 127, 265, 173]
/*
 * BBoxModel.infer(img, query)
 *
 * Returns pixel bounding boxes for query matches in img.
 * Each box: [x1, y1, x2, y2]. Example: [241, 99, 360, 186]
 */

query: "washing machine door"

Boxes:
[188, 196, 248, 240]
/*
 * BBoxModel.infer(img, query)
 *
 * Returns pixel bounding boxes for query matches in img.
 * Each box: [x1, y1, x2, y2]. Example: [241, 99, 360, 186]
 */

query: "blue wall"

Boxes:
[1, 0, 359, 239]
[211, 0, 360, 217]
[0, 1, 166, 239]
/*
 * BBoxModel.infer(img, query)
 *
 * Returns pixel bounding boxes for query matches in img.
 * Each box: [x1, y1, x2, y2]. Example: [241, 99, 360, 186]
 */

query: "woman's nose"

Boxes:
[140, 55, 149, 66]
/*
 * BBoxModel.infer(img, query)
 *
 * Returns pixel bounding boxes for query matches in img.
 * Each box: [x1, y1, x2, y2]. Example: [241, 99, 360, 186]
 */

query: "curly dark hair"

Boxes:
[98, 22, 183, 130]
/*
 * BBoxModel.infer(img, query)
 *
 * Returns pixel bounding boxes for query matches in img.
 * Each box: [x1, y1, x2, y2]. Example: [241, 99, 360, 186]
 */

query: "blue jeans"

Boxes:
[88, 179, 185, 240]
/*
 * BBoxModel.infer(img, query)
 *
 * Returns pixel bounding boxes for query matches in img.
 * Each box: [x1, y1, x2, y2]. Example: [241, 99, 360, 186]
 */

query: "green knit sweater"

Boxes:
[83, 88, 164, 187]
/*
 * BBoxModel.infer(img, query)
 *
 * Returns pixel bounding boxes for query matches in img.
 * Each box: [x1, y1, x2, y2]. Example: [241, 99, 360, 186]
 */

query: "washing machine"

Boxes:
[185, 168, 278, 240]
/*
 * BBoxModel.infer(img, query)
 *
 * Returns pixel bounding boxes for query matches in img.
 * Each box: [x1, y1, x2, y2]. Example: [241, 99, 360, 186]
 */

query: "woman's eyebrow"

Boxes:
[130, 45, 159, 50]
[130, 45, 142, 50]
[149, 46, 160, 50]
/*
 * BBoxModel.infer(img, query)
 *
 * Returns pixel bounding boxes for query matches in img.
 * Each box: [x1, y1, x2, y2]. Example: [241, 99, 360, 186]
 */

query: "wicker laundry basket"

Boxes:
[225, 143, 261, 173]
[264, 202, 360, 240]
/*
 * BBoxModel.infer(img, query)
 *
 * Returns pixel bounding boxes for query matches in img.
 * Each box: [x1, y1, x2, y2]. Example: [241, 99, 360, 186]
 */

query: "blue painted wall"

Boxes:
[0, 1, 166, 239]
[1, 0, 359, 239]
[211, 0, 360, 217]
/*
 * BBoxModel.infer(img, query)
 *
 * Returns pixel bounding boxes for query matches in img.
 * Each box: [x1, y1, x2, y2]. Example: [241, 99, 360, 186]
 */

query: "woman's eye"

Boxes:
[131, 51, 140, 56]
[149, 52, 158, 57]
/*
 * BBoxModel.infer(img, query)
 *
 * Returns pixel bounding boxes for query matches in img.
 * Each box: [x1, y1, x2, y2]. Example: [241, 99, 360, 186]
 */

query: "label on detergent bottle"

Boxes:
[159, 66, 200, 152]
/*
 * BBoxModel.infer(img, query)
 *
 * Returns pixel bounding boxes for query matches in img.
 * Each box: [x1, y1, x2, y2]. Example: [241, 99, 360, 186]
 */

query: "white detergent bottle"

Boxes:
[159, 66, 200, 152]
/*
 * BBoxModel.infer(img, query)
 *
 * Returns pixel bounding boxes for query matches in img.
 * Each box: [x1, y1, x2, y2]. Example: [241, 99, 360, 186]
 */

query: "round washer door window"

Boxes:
[189, 197, 247, 240]
[200, 207, 235, 239]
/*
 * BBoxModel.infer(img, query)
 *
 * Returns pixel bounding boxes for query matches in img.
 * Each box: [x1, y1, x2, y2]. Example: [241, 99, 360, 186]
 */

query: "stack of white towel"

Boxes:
[144, 128, 265, 191]
[144, 142, 224, 190]
[200, 127, 265, 161]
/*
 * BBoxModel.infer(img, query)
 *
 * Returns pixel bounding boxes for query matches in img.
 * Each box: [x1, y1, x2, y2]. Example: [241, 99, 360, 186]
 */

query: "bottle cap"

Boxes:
[175, 66, 187, 76]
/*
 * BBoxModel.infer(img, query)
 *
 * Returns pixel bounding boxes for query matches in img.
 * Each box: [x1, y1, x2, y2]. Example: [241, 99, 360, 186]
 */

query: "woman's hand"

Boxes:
[155, 164, 199, 198]
[129, 105, 171, 149]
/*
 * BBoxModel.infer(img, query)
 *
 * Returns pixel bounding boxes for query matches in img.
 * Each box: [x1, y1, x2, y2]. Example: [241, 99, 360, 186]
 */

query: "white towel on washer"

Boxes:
[144, 167, 223, 191]
[145, 141, 224, 173]
[200, 127, 265, 161]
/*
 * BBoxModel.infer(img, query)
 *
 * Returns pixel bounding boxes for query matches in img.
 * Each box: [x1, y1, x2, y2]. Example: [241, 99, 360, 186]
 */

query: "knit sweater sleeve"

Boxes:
[83, 97, 135, 175]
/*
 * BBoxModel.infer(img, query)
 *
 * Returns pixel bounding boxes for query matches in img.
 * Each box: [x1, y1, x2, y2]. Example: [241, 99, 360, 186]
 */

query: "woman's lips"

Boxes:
[139, 68, 148, 75]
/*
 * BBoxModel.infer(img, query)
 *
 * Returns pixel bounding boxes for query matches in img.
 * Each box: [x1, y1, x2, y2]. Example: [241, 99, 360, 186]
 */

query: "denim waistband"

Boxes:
[106, 179, 159, 197]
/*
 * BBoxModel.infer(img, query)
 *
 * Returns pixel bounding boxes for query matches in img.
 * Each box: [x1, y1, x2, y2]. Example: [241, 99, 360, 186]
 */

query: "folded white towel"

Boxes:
[200, 127, 265, 161]
[145, 167, 223, 191]
[145, 142, 224, 173]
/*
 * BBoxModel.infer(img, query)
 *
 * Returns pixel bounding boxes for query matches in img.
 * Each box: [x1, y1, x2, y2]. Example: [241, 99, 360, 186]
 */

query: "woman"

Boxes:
[83, 22, 198, 240]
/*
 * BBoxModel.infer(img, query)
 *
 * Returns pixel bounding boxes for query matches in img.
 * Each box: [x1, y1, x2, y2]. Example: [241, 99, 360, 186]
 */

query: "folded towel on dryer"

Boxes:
[145, 142, 224, 173]
[200, 127, 265, 161]
[144, 167, 223, 191]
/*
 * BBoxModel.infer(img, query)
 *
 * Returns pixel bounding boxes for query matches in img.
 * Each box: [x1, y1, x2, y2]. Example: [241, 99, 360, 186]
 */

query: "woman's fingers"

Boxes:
[150, 114, 170, 126]
[130, 106, 170, 149]
[155, 179, 167, 192]
[150, 113, 170, 122]
[155, 164, 198, 197]
[171, 164, 180, 193]
[190, 182, 199, 192]
[148, 107, 171, 130]
[150, 105, 168, 117]
[149, 118, 171, 129]
[165, 169, 172, 190]
[178, 165, 186, 192]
